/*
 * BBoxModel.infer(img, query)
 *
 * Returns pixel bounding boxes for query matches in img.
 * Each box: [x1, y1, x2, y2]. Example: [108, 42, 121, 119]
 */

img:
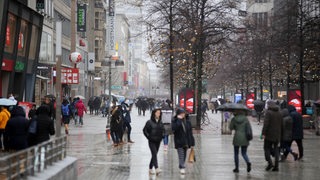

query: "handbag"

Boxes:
[188, 147, 196, 163]
[245, 122, 253, 141]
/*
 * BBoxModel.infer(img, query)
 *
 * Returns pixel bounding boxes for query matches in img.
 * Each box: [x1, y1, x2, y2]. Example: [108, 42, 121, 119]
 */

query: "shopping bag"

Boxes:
[188, 148, 196, 163]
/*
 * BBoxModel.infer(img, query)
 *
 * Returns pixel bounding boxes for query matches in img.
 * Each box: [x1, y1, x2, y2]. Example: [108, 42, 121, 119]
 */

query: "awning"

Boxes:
[36, 74, 49, 80]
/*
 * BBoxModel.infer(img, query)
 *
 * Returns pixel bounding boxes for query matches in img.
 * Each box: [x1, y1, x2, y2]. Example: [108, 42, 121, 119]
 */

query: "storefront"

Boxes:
[0, 0, 43, 101]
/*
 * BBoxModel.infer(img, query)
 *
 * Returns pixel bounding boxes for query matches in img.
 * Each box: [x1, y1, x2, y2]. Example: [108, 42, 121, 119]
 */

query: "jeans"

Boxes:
[234, 146, 250, 169]
[149, 141, 161, 169]
[111, 130, 119, 144]
[177, 147, 187, 169]
[163, 135, 169, 145]
[264, 140, 279, 168]
[124, 121, 132, 141]
[79, 116, 83, 125]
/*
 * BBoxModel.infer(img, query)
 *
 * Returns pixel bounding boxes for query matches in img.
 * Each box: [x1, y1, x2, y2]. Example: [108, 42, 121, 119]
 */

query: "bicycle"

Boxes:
[201, 111, 210, 126]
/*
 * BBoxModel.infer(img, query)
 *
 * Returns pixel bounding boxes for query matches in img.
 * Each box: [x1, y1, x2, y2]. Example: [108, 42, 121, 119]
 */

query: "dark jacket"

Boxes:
[229, 114, 250, 146]
[110, 108, 123, 131]
[262, 104, 283, 142]
[172, 116, 195, 149]
[143, 118, 164, 143]
[36, 105, 55, 144]
[5, 106, 29, 150]
[281, 109, 293, 142]
[288, 105, 304, 140]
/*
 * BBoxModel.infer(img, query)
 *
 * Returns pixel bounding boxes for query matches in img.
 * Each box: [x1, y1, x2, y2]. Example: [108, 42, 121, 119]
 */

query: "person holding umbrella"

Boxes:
[0, 105, 10, 151]
[229, 109, 252, 173]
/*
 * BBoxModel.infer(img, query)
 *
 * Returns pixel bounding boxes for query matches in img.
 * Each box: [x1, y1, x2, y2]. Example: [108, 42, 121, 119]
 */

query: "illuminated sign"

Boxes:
[77, 4, 86, 32]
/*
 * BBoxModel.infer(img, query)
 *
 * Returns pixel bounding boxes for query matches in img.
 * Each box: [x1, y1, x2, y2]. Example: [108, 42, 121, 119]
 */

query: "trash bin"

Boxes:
[188, 114, 197, 128]
[221, 111, 233, 134]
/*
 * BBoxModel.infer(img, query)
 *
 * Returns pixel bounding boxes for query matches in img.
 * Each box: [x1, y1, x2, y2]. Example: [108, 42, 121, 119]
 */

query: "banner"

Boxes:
[288, 89, 302, 114]
[246, 93, 255, 109]
[61, 68, 79, 84]
[77, 3, 86, 32]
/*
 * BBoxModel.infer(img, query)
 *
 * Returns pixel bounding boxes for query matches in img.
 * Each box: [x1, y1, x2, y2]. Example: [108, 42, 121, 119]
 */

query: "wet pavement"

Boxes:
[66, 108, 320, 180]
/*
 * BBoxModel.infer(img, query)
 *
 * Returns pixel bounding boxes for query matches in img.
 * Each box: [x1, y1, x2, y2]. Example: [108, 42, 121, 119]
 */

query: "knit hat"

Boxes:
[176, 108, 186, 116]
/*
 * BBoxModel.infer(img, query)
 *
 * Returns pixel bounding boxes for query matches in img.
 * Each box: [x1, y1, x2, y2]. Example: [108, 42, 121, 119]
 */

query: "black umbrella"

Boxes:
[253, 100, 265, 106]
[217, 103, 250, 112]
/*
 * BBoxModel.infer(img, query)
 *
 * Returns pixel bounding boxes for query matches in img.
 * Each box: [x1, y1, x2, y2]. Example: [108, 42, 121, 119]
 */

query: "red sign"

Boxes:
[288, 89, 302, 114]
[1, 59, 14, 71]
[179, 88, 195, 113]
[246, 93, 255, 109]
[6, 26, 10, 46]
[61, 68, 79, 84]
[18, 32, 24, 49]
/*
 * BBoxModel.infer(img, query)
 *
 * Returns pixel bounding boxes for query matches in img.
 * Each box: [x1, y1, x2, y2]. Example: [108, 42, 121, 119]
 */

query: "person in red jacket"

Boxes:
[75, 99, 87, 127]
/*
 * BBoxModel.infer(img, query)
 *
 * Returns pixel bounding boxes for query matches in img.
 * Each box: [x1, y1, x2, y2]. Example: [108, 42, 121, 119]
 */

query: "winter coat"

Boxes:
[143, 118, 164, 143]
[141, 100, 149, 111]
[281, 109, 293, 142]
[35, 105, 55, 144]
[262, 104, 283, 142]
[288, 105, 304, 140]
[0, 108, 11, 129]
[121, 103, 131, 123]
[75, 100, 87, 117]
[172, 116, 195, 149]
[110, 109, 123, 132]
[93, 97, 101, 109]
[4, 106, 28, 150]
[229, 114, 250, 147]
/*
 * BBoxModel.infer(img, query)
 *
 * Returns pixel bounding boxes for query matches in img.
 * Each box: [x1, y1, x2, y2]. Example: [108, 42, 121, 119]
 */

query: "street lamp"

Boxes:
[102, 56, 124, 128]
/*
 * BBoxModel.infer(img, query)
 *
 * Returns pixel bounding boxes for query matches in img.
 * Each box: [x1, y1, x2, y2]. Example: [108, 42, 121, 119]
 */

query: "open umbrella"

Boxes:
[0, 98, 17, 106]
[253, 100, 265, 106]
[217, 103, 250, 112]
[74, 95, 85, 99]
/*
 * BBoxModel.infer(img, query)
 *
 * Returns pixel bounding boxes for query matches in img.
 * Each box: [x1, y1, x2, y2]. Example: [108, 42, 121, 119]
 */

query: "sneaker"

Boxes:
[155, 168, 162, 175]
[180, 169, 185, 174]
[164, 145, 168, 151]
[149, 169, 155, 174]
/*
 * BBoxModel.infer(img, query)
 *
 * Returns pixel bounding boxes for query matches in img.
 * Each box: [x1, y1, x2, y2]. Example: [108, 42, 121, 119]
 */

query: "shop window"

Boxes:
[17, 19, 29, 57]
[4, 13, 17, 54]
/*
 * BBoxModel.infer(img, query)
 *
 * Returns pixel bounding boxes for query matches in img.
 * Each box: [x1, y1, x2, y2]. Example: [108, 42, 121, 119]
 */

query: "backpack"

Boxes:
[245, 121, 253, 141]
[62, 104, 70, 116]
[28, 118, 37, 134]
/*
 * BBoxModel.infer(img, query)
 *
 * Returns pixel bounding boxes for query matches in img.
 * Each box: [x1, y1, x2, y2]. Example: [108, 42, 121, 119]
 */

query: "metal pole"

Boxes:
[107, 61, 112, 127]
[55, 21, 62, 137]
[169, 0, 174, 110]
[71, 0, 76, 53]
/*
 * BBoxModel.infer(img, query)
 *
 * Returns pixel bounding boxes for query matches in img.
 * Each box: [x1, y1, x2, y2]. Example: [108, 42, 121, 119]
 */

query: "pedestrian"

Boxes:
[280, 108, 298, 161]
[32, 105, 55, 145]
[172, 108, 195, 174]
[136, 99, 142, 116]
[313, 102, 320, 136]
[288, 105, 304, 160]
[121, 101, 134, 143]
[42, 96, 55, 120]
[61, 99, 71, 134]
[88, 97, 94, 115]
[214, 100, 219, 114]
[0, 105, 11, 151]
[141, 99, 149, 116]
[161, 101, 172, 151]
[262, 100, 282, 171]
[4, 106, 29, 151]
[143, 108, 164, 175]
[28, 104, 37, 120]
[70, 98, 79, 125]
[229, 110, 252, 173]
[75, 99, 87, 127]
[93, 97, 101, 115]
[110, 106, 122, 147]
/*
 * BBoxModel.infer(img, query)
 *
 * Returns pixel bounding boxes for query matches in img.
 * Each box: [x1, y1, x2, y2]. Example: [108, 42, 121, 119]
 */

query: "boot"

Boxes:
[247, 162, 251, 172]
[233, 168, 239, 173]
[265, 163, 273, 171]
[292, 152, 298, 161]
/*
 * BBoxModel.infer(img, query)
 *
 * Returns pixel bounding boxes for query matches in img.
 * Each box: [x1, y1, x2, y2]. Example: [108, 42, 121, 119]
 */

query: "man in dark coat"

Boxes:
[5, 106, 29, 151]
[262, 101, 282, 171]
[288, 105, 304, 160]
[93, 97, 101, 115]
[141, 99, 149, 116]
[34, 105, 55, 144]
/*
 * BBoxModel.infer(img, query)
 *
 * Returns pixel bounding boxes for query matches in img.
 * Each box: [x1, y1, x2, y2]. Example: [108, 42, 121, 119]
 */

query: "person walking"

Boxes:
[0, 106, 10, 151]
[33, 105, 55, 145]
[161, 101, 172, 151]
[4, 106, 29, 151]
[110, 106, 122, 147]
[262, 101, 283, 171]
[229, 110, 252, 173]
[280, 108, 298, 161]
[141, 99, 149, 116]
[70, 98, 79, 125]
[61, 99, 71, 135]
[88, 97, 94, 115]
[288, 105, 304, 160]
[143, 109, 164, 175]
[122, 101, 134, 143]
[172, 108, 195, 174]
[75, 99, 87, 127]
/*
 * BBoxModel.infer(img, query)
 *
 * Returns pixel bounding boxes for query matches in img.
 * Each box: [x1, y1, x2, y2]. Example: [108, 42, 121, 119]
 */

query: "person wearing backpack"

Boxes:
[229, 110, 252, 173]
[61, 99, 71, 134]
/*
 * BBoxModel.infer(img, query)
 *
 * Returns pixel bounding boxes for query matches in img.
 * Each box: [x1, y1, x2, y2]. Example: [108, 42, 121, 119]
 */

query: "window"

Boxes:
[17, 19, 29, 57]
[255, 0, 268, 3]
[252, 12, 268, 28]
[28, 25, 39, 60]
[95, 40, 99, 47]
[95, 19, 99, 29]
[95, 48, 99, 61]
[4, 13, 17, 54]
[95, 12, 99, 18]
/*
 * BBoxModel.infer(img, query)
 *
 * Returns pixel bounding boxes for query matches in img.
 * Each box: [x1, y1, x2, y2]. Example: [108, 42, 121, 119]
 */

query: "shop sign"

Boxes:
[1, 59, 14, 71]
[15, 61, 25, 71]
[77, 4, 86, 32]
[6, 26, 10, 46]
[61, 68, 79, 84]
